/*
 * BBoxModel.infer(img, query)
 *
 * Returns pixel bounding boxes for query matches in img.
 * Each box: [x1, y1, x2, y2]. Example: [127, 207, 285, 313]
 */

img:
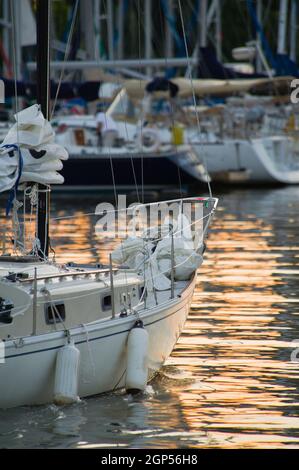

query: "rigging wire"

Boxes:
[157, 0, 183, 199]
[177, 0, 213, 200]
[100, 0, 146, 307]
[50, 0, 80, 120]
[100, 0, 118, 207]
[130, 2, 188, 201]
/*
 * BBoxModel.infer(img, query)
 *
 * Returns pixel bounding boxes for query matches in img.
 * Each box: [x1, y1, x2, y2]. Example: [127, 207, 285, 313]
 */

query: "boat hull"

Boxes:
[0, 276, 195, 408]
[190, 137, 299, 184]
[58, 149, 202, 191]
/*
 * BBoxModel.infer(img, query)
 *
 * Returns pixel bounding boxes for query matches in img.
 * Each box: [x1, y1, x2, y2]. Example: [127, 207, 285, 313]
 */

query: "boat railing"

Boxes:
[17, 267, 119, 284]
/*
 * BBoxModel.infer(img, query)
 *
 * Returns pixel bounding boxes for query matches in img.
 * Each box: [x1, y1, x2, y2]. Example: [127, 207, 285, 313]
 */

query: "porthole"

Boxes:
[102, 295, 112, 311]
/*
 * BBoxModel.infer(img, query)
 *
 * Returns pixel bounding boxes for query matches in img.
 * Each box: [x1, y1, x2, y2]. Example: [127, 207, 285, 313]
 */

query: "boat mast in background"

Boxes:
[256, 0, 262, 73]
[215, 0, 222, 62]
[290, 0, 297, 62]
[277, 0, 288, 55]
[165, 0, 175, 61]
[145, 0, 153, 77]
[36, 0, 50, 257]
[107, 0, 114, 61]
[199, 0, 207, 48]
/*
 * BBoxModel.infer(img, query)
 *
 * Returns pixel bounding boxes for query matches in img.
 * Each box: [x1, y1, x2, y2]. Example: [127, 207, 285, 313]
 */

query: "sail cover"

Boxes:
[0, 104, 68, 193]
[111, 214, 203, 290]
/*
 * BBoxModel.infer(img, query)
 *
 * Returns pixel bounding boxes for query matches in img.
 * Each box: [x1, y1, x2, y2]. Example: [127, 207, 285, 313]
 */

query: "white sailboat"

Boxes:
[188, 134, 299, 184]
[122, 78, 299, 185]
[53, 83, 209, 189]
[0, 0, 217, 409]
[54, 76, 299, 187]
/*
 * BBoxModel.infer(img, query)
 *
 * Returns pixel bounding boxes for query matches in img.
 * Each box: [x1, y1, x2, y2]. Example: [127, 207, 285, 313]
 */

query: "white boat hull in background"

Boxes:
[190, 136, 299, 184]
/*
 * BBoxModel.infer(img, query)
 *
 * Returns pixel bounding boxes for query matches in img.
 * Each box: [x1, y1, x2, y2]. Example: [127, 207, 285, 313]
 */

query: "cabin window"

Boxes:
[45, 303, 66, 325]
[102, 295, 112, 311]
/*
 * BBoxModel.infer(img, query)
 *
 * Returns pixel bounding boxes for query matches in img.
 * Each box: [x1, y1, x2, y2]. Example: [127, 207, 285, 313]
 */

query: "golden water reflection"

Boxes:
[165, 198, 299, 448]
[49, 193, 299, 448]
[1, 188, 299, 449]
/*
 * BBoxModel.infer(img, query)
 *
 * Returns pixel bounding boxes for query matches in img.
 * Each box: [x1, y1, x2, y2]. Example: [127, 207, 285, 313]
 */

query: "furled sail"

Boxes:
[111, 214, 203, 289]
[0, 104, 68, 193]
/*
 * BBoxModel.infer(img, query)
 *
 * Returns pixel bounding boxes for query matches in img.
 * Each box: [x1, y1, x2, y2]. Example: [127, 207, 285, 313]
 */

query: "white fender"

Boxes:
[125, 321, 149, 393]
[53, 339, 80, 405]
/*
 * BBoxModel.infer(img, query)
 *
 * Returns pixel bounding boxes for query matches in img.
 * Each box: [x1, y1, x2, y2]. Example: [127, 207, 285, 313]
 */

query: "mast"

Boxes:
[80, 0, 95, 59]
[13, 0, 21, 79]
[36, 0, 50, 258]
[94, 0, 101, 61]
[199, 0, 207, 48]
[256, 0, 262, 73]
[145, 0, 152, 76]
[117, 0, 124, 60]
[165, 0, 174, 61]
[215, 0, 222, 61]
[290, 0, 297, 62]
[107, 0, 114, 61]
[277, 0, 288, 54]
[2, 0, 11, 78]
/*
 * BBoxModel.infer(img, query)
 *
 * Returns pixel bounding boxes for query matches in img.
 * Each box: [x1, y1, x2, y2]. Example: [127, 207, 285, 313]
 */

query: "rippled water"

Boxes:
[1, 185, 299, 449]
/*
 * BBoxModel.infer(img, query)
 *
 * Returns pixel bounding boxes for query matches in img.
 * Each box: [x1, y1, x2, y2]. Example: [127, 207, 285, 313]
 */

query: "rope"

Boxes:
[25, 184, 39, 207]
[22, 185, 38, 255]
[11, 198, 23, 253]
[43, 288, 67, 331]
[1, 144, 23, 216]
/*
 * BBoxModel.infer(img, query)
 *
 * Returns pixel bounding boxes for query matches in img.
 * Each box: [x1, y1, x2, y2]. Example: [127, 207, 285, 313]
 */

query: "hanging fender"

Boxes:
[125, 320, 149, 394]
[53, 338, 80, 405]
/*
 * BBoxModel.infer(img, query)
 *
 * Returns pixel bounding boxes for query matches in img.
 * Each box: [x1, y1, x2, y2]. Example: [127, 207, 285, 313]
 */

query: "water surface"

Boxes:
[0, 186, 299, 448]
